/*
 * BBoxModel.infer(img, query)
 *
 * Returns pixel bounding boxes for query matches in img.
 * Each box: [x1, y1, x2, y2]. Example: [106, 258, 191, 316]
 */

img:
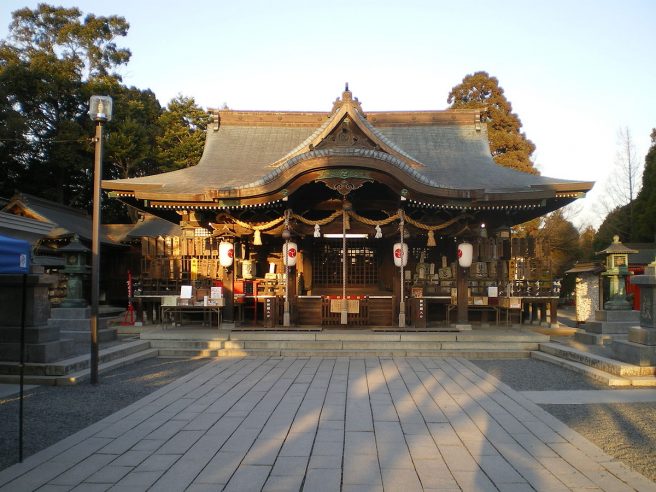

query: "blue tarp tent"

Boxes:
[0, 234, 31, 274]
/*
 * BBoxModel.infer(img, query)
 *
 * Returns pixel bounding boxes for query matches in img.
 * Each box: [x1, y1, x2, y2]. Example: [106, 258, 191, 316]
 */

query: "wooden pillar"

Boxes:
[523, 301, 531, 324]
[223, 267, 235, 322]
[457, 265, 468, 324]
[549, 298, 559, 327]
[540, 302, 548, 325]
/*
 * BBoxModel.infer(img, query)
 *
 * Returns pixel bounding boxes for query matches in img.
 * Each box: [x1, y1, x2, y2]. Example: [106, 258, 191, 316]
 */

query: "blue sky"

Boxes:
[2, 0, 655, 228]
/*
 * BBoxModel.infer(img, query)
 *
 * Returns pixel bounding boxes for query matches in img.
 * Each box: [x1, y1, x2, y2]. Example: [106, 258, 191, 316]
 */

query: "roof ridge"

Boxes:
[14, 192, 90, 217]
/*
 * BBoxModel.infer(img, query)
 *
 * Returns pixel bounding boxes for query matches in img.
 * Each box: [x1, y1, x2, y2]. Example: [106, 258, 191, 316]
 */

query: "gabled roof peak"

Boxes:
[331, 83, 363, 114]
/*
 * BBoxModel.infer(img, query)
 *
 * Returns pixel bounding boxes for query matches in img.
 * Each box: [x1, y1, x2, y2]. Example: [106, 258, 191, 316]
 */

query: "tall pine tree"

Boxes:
[632, 130, 656, 241]
[156, 96, 209, 172]
[448, 71, 538, 175]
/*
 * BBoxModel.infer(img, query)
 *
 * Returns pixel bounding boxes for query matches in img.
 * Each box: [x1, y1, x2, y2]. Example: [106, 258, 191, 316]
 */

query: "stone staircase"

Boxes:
[0, 339, 158, 385]
[143, 329, 548, 359]
[535, 342, 656, 387]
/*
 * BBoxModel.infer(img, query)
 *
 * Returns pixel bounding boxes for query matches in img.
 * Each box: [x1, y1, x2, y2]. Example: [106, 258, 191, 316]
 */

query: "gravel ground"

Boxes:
[472, 358, 609, 391]
[0, 357, 209, 471]
[472, 358, 656, 482]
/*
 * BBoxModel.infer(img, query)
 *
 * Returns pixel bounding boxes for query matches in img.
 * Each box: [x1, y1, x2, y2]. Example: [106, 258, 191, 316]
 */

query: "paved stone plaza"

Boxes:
[0, 357, 654, 491]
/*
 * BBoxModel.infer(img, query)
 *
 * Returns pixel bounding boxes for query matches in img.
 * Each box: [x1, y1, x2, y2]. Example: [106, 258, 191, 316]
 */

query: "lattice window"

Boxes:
[312, 240, 378, 286]
[194, 227, 211, 237]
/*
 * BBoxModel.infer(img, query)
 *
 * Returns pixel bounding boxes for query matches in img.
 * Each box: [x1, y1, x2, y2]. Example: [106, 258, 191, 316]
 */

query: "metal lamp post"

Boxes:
[283, 210, 291, 327]
[88, 95, 112, 385]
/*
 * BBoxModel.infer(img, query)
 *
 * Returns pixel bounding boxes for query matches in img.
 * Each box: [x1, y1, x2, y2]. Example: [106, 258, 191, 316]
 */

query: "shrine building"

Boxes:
[102, 87, 593, 329]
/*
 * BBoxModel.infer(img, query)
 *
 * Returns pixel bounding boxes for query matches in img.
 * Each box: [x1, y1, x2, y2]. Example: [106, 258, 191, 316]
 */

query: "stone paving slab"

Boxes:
[1, 356, 655, 491]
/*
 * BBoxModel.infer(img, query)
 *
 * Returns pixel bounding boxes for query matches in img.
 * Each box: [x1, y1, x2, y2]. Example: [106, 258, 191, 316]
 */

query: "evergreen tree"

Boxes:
[156, 96, 209, 171]
[104, 85, 163, 180]
[633, 130, 656, 241]
[594, 205, 632, 251]
[579, 225, 597, 261]
[447, 71, 538, 174]
[0, 4, 130, 205]
[538, 210, 581, 277]
[595, 128, 656, 246]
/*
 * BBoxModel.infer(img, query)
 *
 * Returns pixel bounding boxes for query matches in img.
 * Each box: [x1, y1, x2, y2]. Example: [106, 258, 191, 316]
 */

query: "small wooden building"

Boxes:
[103, 88, 593, 328]
[1, 192, 179, 306]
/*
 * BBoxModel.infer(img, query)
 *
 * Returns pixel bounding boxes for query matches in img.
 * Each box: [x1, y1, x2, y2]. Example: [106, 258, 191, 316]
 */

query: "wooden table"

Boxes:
[161, 303, 224, 329]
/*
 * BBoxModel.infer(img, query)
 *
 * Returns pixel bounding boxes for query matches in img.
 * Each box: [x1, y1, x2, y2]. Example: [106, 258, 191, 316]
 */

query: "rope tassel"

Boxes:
[314, 224, 321, 238]
[427, 230, 436, 247]
[253, 229, 262, 245]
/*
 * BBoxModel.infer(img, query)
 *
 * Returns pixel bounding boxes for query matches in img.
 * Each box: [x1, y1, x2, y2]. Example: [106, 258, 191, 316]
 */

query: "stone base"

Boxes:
[584, 310, 640, 335]
[0, 325, 60, 344]
[628, 327, 656, 345]
[595, 310, 640, 322]
[0, 338, 75, 363]
[574, 331, 626, 346]
[612, 339, 656, 367]
[48, 307, 117, 343]
[455, 324, 472, 331]
[60, 328, 117, 343]
[0, 275, 51, 327]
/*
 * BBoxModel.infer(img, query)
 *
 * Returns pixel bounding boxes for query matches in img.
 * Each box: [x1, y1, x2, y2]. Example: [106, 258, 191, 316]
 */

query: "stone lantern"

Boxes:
[59, 235, 90, 308]
[612, 257, 656, 366]
[598, 235, 638, 310]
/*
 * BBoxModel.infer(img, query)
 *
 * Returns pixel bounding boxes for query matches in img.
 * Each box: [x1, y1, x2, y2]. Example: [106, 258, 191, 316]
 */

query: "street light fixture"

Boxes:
[88, 95, 112, 385]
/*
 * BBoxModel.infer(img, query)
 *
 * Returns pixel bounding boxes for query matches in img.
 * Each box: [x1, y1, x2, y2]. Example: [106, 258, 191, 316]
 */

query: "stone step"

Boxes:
[139, 328, 545, 359]
[573, 331, 627, 346]
[0, 348, 159, 385]
[60, 327, 117, 343]
[148, 339, 225, 350]
[151, 337, 539, 353]
[225, 331, 549, 343]
[595, 310, 640, 322]
[539, 342, 656, 377]
[151, 347, 220, 358]
[612, 339, 656, 366]
[0, 339, 152, 376]
[585, 320, 637, 334]
[60, 348, 159, 384]
[213, 348, 531, 359]
[531, 351, 633, 387]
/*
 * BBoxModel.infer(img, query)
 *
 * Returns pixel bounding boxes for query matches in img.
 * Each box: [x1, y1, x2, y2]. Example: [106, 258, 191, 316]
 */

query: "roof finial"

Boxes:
[331, 83, 362, 113]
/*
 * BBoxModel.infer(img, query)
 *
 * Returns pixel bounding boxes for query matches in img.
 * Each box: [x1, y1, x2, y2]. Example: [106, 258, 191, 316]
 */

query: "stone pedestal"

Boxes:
[0, 275, 74, 363]
[612, 269, 656, 366]
[574, 309, 639, 345]
[48, 306, 118, 343]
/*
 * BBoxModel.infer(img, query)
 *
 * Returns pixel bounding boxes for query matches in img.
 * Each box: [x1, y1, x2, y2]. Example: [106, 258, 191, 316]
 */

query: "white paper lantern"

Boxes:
[393, 242, 408, 267]
[283, 241, 298, 267]
[457, 242, 473, 268]
[219, 240, 234, 267]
